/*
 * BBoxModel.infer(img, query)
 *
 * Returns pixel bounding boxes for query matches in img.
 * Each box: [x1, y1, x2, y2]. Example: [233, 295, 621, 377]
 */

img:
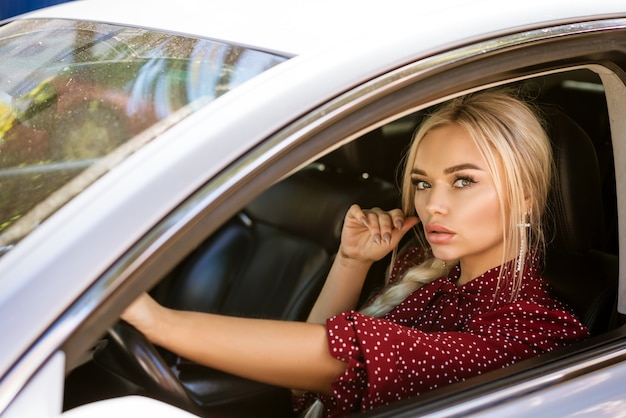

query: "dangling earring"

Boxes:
[517, 213, 531, 272]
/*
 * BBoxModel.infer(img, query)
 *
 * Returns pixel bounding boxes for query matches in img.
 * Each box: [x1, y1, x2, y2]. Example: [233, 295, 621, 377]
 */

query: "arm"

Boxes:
[121, 206, 417, 394]
[307, 205, 419, 324]
[122, 293, 346, 394]
[321, 305, 589, 413]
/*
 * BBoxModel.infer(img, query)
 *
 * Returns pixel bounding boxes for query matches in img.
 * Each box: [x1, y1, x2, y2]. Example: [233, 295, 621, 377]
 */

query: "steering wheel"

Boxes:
[95, 321, 200, 414]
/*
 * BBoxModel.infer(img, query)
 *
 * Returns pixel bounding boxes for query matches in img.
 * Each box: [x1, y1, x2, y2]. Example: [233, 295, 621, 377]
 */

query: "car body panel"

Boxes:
[62, 396, 199, 418]
[0, 0, 625, 417]
[24, 0, 626, 57]
[475, 361, 626, 418]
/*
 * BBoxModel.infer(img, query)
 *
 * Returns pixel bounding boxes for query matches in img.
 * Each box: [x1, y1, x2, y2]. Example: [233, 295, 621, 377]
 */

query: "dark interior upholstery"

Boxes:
[541, 82, 618, 254]
[144, 104, 619, 417]
[150, 132, 402, 416]
[76, 90, 621, 417]
[541, 106, 618, 335]
[160, 157, 400, 321]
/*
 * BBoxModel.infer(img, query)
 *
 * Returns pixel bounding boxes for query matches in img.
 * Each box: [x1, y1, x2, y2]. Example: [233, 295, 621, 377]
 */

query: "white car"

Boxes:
[0, 0, 625, 417]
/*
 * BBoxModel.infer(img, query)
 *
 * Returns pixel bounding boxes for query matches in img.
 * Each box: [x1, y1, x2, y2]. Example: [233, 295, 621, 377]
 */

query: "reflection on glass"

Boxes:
[0, 19, 287, 252]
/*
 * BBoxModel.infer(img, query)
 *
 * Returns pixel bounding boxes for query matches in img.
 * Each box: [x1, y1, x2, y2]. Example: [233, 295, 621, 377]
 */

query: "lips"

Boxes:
[425, 224, 455, 244]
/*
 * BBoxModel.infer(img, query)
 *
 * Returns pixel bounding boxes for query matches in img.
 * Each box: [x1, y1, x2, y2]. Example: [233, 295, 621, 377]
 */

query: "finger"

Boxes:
[364, 210, 383, 244]
[375, 211, 395, 245]
[388, 208, 408, 229]
[388, 215, 420, 246]
[365, 208, 398, 245]
[400, 216, 420, 233]
[346, 204, 369, 226]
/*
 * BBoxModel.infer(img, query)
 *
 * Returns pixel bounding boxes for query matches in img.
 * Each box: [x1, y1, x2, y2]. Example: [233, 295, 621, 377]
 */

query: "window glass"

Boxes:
[0, 19, 287, 254]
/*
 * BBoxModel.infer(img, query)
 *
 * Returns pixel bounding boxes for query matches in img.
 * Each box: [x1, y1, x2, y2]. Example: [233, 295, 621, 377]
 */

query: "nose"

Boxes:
[421, 185, 449, 216]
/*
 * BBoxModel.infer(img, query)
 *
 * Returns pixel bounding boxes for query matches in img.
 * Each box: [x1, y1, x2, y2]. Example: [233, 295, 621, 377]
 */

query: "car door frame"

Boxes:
[89, 17, 626, 416]
[4, 15, 626, 418]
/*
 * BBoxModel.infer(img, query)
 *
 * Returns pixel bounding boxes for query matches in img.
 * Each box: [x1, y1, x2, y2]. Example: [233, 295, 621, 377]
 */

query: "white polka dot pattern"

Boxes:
[294, 248, 589, 417]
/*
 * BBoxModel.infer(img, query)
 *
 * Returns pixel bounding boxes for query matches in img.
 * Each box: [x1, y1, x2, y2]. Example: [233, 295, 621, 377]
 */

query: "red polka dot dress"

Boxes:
[294, 248, 589, 417]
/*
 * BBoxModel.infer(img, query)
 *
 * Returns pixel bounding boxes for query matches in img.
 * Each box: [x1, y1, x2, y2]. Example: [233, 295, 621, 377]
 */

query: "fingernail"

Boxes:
[383, 232, 391, 244]
[395, 220, 404, 229]
[374, 234, 381, 245]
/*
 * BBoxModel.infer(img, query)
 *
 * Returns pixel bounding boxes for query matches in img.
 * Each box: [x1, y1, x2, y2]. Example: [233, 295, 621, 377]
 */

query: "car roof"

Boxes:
[23, 0, 626, 57]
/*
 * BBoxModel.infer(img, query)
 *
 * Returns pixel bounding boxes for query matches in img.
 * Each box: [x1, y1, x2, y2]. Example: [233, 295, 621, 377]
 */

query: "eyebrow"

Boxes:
[411, 163, 484, 176]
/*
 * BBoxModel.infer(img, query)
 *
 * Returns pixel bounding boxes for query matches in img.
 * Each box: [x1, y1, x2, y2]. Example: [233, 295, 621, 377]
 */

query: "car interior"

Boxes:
[63, 68, 622, 417]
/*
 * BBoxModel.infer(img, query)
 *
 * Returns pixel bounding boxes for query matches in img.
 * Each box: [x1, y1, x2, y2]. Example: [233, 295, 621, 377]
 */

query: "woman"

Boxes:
[122, 91, 589, 417]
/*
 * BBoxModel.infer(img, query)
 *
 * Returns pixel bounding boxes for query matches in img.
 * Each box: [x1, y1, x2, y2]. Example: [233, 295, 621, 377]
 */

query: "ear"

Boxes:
[524, 194, 532, 217]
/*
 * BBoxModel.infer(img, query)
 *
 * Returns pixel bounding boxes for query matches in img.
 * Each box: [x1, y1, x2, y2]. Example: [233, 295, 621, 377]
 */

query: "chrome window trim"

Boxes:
[600, 70, 626, 315]
[2, 16, 626, 415]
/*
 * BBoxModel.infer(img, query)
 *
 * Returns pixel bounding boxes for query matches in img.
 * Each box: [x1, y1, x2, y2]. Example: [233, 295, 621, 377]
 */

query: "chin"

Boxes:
[430, 248, 459, 262]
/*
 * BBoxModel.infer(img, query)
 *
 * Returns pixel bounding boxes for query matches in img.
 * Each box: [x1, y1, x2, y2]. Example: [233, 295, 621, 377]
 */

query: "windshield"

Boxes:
[0, 19, 287, 254]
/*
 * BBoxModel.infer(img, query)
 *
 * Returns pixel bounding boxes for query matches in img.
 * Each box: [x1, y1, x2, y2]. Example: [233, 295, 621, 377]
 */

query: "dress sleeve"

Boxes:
[322, 303, 588, 416]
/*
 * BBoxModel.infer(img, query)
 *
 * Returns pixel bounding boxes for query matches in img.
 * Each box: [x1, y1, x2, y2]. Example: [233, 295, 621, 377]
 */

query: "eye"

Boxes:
[411, 177, 431, 190]
[453, 176, 476, 188]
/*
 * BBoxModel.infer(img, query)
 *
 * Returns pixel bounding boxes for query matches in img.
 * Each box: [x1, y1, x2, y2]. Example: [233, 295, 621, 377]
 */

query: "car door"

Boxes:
[4, 12, 626, 418]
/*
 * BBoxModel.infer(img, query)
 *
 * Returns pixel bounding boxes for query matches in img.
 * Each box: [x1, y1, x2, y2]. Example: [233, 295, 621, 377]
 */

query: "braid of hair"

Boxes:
[360, 257, 453, 318]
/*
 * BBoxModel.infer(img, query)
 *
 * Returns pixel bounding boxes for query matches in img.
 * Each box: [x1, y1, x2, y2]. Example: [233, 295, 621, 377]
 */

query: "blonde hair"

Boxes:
[361, 90, 552, 317]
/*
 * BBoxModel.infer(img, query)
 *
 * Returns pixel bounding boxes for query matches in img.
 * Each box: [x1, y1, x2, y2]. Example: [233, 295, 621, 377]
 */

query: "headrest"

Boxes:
[318, 127, 409, 185]
[319, 128, 388, 178]
[543, 107, 605, 254]
[245, 165, 399, 252]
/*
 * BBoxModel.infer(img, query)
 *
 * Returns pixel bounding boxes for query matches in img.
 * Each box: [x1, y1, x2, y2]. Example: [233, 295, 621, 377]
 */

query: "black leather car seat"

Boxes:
[541, 82, 618, 255]
[160, 156, 400, 321]
[541, 107, 618, 336]
[149, 132, 402, 417]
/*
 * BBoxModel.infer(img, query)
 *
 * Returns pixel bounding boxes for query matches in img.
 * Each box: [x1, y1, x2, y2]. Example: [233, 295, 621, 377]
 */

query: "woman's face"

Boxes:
[411, 123, 507, 281]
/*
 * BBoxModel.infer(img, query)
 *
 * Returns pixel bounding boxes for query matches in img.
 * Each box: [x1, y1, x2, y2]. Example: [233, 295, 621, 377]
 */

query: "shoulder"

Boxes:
[518, 273, 568, 310]
[471, 299, 589, 346]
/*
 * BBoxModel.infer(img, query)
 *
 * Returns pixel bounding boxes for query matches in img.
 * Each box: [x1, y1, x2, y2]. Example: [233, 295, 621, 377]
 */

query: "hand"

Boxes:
[339, 205, 419, 264]
[120, 292, 162, 338]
